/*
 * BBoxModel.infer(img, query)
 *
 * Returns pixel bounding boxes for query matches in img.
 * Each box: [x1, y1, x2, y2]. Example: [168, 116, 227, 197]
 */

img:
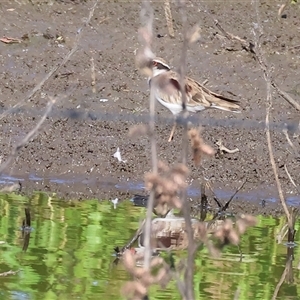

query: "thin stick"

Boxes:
[177, 2, 195, 299]
[121, 219, 146, 252]
[91, 56, 96, 94]
[164, 0, 175, 38]
[282, 128, 297, 152]
[284, 164, 299, 191]
[271, 260, 290, 300]
[0, 0, 100, 121]
[0, 97, 56, 175]
[252, 0, 291, 228]
[140, 0, 157, 271]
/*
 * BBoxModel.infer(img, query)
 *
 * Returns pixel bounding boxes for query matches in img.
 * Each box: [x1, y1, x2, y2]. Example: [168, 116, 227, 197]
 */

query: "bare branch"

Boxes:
[284, 164, 299, 193]
[164, 0, 175, 38]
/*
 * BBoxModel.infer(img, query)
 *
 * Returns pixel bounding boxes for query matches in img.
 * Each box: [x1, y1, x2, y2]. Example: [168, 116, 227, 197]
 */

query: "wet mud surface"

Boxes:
[0, 1, 299, 216]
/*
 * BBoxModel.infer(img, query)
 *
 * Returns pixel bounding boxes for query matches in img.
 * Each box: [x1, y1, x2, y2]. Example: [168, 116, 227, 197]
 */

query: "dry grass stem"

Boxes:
[282, 127, 297, 152]
[164, 0, 175, 38]
[278, 0, 291, 17]
[90, 56, 96, 93]
[284, 164, 299, 192]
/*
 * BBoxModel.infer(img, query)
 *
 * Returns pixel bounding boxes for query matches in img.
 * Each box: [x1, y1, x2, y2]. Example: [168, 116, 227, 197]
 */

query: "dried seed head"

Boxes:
[158, 160, 169, 172]
[123, 249, 136, 272]
[121, 281, 147, 299]
[188, 128, 214, 165]
[236, 215, 257, 234]
[172, 163, 189, 177]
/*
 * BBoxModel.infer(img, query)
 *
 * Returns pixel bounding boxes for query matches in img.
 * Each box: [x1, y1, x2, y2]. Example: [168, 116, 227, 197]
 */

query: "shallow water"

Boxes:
[0, 193, 299, 300]
[1, 173, 300, 206]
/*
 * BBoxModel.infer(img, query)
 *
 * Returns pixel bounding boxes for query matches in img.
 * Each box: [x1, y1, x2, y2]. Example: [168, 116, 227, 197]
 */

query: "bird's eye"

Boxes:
[153, 61, 158, 66]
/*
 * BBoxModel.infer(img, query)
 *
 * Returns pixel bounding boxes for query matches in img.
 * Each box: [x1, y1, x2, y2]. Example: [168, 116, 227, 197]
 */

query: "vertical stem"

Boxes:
[143, 85, 158, 269]
[178, 2, 195, 299]
[140, 0, 157, 270]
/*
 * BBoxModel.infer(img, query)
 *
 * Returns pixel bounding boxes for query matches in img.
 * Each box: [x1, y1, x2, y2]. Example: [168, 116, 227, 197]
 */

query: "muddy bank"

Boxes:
[0, 1, 299, 216]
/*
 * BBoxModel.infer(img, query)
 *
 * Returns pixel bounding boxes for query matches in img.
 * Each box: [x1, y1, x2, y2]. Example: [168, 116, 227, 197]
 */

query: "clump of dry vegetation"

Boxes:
[121, 1, 258, 299]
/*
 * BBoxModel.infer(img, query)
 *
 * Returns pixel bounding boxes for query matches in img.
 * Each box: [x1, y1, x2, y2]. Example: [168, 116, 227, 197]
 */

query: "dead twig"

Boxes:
[278, 0, 291, 17]
[121, 220, 146, 252]
[284, 165, 299, 192]
[282, 127, 297, 152]
[271, 81, 300, 112]
[90, 56, 96, 93]
[164, 0, 175, 38]
[271, 256, 292, 300]
[216, 139, 239, 154]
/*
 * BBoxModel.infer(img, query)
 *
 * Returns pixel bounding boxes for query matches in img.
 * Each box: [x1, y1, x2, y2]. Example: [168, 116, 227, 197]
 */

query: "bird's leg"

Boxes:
[168, 118, 177, 142]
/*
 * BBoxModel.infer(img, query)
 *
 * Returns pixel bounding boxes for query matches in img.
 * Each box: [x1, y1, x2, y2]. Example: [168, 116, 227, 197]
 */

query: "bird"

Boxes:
[148, 57, 241, 142]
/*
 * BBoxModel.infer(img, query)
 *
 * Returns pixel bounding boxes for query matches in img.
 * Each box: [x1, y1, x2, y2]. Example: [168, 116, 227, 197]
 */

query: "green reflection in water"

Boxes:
[0, 193, 299, 300]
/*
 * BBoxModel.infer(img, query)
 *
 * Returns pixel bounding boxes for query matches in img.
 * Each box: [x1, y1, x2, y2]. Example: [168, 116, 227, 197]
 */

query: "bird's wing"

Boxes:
[150, 71, 240, 112]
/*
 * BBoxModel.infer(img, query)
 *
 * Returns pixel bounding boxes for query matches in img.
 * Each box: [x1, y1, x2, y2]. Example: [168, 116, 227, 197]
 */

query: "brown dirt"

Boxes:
[0, 1, 299, 216]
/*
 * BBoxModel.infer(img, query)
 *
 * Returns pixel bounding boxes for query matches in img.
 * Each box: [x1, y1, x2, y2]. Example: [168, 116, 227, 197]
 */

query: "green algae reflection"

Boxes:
[0, 192, 299, 299]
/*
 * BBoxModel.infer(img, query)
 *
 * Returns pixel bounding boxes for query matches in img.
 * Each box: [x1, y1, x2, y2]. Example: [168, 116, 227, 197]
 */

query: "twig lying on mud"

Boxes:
[251, 0, 292, 228]
[216, 139, 239, 154]
[278, 0, 291, 18]
[90, 56, 96, 93]
[0, 97, 56, 175]
[271, 81, 300, 112]
[164, 0, 175, 38]
[282, 127, 298, 152]
[214, 20, 255, 53]
[0, 0, 100, 121]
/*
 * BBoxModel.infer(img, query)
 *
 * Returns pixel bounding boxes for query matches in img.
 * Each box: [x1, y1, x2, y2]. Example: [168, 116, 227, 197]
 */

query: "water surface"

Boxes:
[0, 193, 299, 299]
